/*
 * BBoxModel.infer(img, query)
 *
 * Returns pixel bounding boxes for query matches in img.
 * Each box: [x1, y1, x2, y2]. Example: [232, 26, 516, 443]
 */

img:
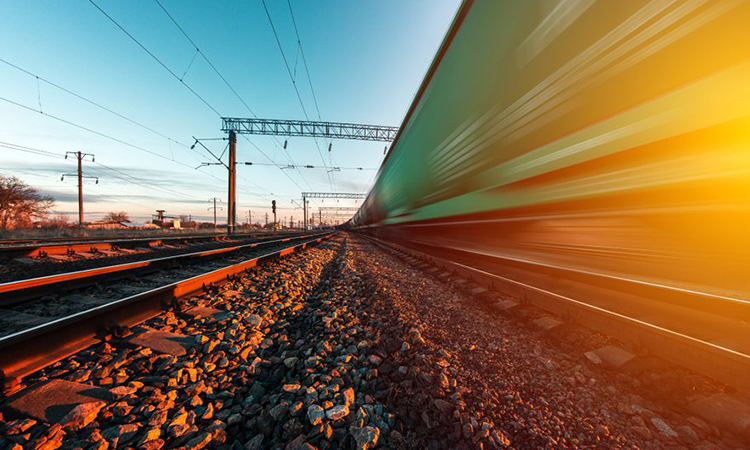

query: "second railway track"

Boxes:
[0, 232, 329, 333]
[0, 231, 306, 283]
[0, 231, 334, 388]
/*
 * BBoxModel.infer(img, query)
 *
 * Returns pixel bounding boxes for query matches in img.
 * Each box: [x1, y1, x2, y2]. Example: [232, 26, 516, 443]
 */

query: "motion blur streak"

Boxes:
[352, 0, 750, 357]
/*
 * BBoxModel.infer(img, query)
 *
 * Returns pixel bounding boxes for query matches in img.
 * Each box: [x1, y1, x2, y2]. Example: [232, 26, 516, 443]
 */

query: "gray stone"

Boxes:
[59, 401, 105, 430]
[650, 418, 678, 437]
[326, 404, 349, 420]
[307, 405, 325, 426]
[244, 434, 264, 450]
[351, 426, 379, 450]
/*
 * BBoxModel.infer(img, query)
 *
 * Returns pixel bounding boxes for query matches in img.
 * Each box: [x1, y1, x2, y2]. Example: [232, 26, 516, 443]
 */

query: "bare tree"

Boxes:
[103, 211, 130, 223]
[178, 214, 197, 229]
[0, 175, 54, 230]
[41, 213, 71, 229]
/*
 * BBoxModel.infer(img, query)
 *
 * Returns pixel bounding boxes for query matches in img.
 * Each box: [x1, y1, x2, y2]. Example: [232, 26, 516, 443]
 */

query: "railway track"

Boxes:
[0, 231, 334, 390]
[0, 233, 312, 307]
[0, 232, 308, 284]
[0, 231, 299, 260]
[359, 232, 750, 391]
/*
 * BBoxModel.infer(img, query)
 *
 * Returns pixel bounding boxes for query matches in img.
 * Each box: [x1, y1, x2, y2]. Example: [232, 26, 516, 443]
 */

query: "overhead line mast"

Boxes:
[221, 118, 394, 233]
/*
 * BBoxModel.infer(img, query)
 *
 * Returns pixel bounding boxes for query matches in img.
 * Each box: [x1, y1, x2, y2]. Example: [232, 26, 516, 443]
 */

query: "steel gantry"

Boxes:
[221, 118, 398, 142]
[301, 192, 366, 230]
[219, 119, 395, 233]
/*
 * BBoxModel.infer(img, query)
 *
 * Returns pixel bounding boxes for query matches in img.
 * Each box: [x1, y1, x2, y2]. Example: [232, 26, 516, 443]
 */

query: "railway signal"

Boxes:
[272, 200, 277, 228]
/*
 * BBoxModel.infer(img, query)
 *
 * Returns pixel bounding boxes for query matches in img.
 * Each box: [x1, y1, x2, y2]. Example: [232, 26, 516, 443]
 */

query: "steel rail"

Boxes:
[0, 233, 316, 307]
[0, 232, 335, 389]
[359, 234, 750, 391]
[0, 231, 301, 259]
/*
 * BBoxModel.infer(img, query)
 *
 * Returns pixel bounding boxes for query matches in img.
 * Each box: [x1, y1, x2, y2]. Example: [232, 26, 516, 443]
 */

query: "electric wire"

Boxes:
[152, 0, 313, 191]
[240, 162, 376, 170]
[88, 0, 222, 117]
[0, 82, 269, 201]
[285, 0, 322, 119]
[260, 0, 334, 190]
[91, 0, 314, 194]
[0, 141, 203, 202]
[0, 95, 205, 171]
[0, 58, 208, 165]
[285, 0, 337, 191]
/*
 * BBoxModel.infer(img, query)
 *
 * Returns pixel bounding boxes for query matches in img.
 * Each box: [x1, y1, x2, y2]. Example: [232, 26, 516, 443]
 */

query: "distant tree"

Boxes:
[0, 175, 54, 230]
[41, 213, 71, 229]
[178, 215, 197, 229]
[103, 211, 130, 223]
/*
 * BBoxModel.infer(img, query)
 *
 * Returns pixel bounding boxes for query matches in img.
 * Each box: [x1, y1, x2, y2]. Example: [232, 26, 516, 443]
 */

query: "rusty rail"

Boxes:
[0, 232, 335, 390]
[0, 234, 313, 306]
[0, 231, 303, 259]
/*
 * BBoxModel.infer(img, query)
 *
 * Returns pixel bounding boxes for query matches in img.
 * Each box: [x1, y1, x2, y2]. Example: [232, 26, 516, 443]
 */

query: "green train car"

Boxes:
[353, 0, 750, 300]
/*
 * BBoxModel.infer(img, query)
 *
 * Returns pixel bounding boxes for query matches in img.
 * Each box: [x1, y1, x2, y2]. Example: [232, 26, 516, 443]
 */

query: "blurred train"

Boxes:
[350, 0, 750, 299]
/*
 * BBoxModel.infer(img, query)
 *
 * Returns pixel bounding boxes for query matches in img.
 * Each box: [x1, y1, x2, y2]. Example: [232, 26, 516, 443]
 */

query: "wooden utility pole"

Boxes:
[62, 151, 96, 226]
[208, 198, 222, 228]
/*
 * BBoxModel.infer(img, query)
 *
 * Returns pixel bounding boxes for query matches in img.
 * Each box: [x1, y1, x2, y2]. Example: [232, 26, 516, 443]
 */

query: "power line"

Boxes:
[0, 58, 208, 165]
[286, 0, 322, 120]
[87, 0, 222, 117]
[260, 0, 334, 190]
[90, 0, 315, 193]
[0, 141, 66, 160]
[286, 0, 335, 191]
[241, 162, 376, 171]
[0, 95, 202, 171]
[153, 0, 255, 117]
[0, 141, 202, 202]
[0, 141, 280, 219]
[0, 93, 261, 201]
[151, 0, 313, 191]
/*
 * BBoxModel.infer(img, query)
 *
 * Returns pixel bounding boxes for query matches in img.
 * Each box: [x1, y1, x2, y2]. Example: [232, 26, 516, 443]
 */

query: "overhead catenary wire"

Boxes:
[260, 0, 334, 190]
[0, 62, 275, 202]
[0, 58, 208, 165]
[87, 0, 222, 117]
[0, 94, 271, 204]
[241, 162, 376, 171]
[286, 0, 322, 120]
[285, 0, 337, 192]
[0, 141, 204, 202]
[152, 0, 314, 191]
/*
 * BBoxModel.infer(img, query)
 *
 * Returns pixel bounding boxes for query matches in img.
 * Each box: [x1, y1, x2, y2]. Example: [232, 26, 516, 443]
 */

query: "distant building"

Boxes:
[120, 221, 159, 229]
[86, 221, 159, 230]
[86, 221, 128, 230]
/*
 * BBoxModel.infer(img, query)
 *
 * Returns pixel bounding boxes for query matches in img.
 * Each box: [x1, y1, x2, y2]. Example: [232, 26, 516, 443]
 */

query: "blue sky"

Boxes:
[0, 0, 460, 224]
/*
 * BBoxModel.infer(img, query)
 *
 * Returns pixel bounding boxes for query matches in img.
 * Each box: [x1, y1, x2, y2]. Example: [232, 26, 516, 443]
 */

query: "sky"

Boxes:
[0, 0, 460, 224]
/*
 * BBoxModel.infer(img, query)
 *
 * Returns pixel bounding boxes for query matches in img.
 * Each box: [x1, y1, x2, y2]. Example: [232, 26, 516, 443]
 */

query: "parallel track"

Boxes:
[0, 234, 308, 306]
[0, 232, 335, 389]
[0, 231, 301, 259]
